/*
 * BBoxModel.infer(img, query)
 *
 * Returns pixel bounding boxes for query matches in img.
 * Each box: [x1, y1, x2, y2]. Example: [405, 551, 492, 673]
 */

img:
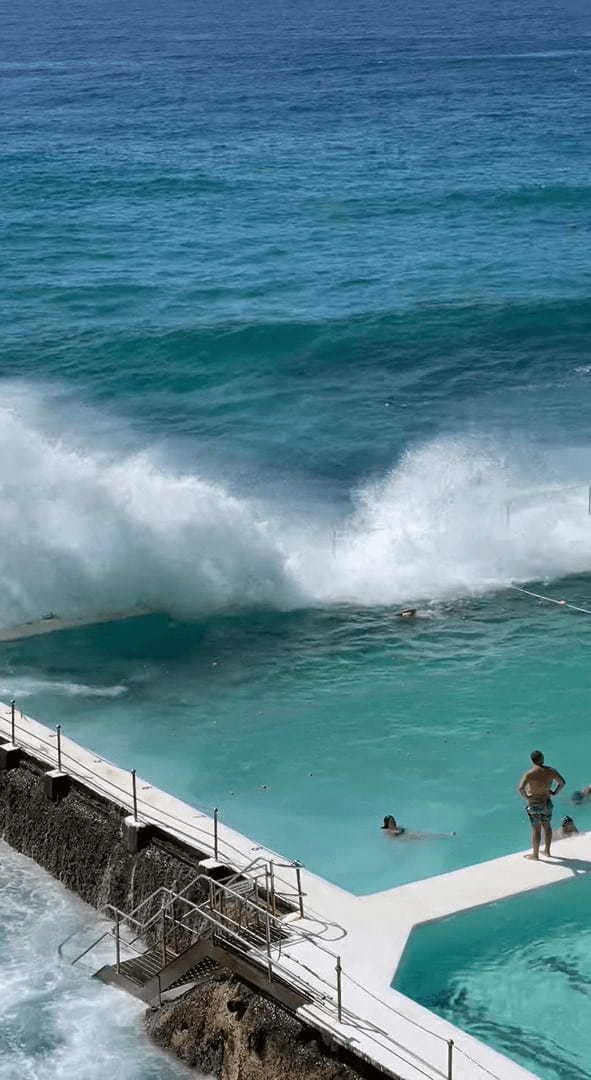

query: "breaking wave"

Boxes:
[1, 387, 591, 626]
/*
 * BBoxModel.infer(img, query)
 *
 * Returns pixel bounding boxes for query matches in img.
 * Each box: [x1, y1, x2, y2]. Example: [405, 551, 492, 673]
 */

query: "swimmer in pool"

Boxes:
[559, 815, 578, 837]
[517, 750, 565, 860]
[572, 785, 591, 804]
[381, 814, 456, 840]
[381, 814, 405, 835]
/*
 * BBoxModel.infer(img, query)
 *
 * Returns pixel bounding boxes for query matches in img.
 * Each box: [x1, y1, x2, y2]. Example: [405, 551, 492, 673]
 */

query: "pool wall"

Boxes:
[0, 701, 545, 1080]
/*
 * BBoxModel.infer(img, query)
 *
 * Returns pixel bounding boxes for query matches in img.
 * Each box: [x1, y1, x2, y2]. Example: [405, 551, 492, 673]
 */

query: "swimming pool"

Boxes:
[394, 873, 591, 1080]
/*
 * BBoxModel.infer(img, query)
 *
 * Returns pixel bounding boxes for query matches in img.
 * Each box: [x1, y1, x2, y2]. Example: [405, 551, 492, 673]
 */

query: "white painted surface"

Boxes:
[3, 701, 582, 1080]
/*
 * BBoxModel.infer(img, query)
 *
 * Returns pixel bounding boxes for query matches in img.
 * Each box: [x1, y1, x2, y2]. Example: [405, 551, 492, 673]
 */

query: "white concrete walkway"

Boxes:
[3, 702, 584, 1080]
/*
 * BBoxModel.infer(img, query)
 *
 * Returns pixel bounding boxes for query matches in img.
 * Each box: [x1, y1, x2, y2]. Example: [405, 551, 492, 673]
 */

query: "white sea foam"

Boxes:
[0, 677, 128, 698]
[0, 842, 196, 1080]
[299, 436, 591, 604]
[1, 387, 591, 622]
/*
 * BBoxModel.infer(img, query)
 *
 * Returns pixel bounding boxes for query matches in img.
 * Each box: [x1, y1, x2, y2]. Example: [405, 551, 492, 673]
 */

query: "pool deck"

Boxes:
[3, 703, 586, 1080]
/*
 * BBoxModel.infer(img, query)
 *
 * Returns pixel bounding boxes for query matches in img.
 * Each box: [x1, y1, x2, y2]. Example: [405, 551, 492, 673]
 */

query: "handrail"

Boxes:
[69, 927, 113, 968]
[15, 701, 505, 1080]
[0, 705, 308, 912]
[58, 917, 110, 961]
[61, 874, 503, 1080]
[144, 893, 453, 1080]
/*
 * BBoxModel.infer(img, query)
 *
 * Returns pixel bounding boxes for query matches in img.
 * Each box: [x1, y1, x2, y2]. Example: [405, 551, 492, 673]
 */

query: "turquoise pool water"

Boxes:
[394, 874, 591, 1080]
[3, 580, 591, 895]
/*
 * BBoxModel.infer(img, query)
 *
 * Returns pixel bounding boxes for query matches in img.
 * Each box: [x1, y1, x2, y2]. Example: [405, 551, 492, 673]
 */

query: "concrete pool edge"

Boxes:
[361, 833, 591, 984]
[0, 701, 560, 1080]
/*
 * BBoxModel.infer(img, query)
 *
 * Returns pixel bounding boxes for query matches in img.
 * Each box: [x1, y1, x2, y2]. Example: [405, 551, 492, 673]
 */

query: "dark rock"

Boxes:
[146, 970, 390, 1080]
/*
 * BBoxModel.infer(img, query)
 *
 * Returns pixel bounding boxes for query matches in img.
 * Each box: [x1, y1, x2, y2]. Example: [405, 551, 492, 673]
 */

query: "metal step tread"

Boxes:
[165, 955, 219, 992]
[118, 947, 177, 986]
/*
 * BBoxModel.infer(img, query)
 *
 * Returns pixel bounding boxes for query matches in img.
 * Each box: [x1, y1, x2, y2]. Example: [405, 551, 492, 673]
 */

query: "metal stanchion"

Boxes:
[10, 700, 15, 744]
[265, 910, 273, 982]
[264, 865, 271, 913]
[131, 769, 138, 822]
[171, 897, 178, 954]
[56, 724, 62, 772]
[336, 956, 342, 1022]
[115, 912, 121, 974]
[447, 1039, 454, 1080]
[269, 860, 276, 917]
[213, 807, 219, 860]
[160, 908, 167, 967]
[295, 862, 304, 918]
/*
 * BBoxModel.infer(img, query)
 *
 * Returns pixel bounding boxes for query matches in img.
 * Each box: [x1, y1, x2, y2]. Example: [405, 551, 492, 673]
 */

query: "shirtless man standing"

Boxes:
[517, 750, 565, 860]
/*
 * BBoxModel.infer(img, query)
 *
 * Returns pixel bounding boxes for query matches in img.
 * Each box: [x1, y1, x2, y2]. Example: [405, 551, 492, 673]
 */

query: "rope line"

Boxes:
[510, 583, 591, 617]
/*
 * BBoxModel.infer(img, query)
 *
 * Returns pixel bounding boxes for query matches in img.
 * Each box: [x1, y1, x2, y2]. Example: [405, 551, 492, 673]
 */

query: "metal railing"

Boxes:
[61, 873, 506, 1080]
[7, 702, 509, 1080]
[0, 703, 308, 916]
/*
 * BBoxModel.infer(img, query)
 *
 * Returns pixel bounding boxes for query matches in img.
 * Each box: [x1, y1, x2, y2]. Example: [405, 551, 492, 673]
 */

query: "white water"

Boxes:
[0, 677, 128, 698]
[0, 842, 196, 1080]
[2, 387, 591, 625]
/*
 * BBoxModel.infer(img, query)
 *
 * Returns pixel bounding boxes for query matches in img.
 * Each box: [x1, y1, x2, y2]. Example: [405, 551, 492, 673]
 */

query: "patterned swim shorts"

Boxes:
[526, 798, 553, 825]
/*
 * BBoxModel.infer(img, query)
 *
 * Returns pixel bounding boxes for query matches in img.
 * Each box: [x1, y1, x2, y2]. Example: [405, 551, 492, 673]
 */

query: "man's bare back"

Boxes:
[518, 763, 563, 800]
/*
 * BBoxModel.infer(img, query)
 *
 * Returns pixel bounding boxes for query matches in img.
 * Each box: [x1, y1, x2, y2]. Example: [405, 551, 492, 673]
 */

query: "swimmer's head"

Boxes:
[562, 816, 574, 827]
[382, 814, 398, 830]
[531, 750, 544, 765]
[573, 790, 584, 803]
[398, 609, 416, 618]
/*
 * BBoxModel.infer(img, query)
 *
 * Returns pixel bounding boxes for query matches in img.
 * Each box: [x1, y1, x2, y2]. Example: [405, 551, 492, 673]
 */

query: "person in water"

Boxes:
[381, 814, 405, 835]
[559, 815, 578, 837]
[380, 814, 456, 839]
[517, 750, 565, 860]
[572, 785, 591, 804]
[397, 609, 416, 618]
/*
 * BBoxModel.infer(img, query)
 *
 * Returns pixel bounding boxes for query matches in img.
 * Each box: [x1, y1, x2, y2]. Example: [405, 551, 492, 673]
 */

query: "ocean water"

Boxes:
[0, 842, 195, 1080]
[3, 0, 591, 1072]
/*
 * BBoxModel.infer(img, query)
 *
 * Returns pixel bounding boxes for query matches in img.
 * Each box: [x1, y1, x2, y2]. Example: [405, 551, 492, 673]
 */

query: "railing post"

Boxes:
[269, 860, 276, 917]
[10, 699, 15, 744]
[157, 972, 162, 1006]
[336, 955, 342, 1022]
[265, 909, 273, 982]
[587, 485, 591, 516]
[171, 896, 178, 954]
[208, 876, 215, 912]
[264, 865, 271, 914]
[56, 724, 62, 772]
[131, 768, 138, 822]
[115, 912, 121, 974]
[295, 862, 304, 918]
[447, 1039, 454, 1080]
[213, 807, 219, 860]
[160, 907, 167, 967]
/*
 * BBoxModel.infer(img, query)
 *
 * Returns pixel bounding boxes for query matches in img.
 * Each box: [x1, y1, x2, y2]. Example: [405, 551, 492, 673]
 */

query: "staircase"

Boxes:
[78, 866, 312, 1011]
[95, 939, 219, 1003]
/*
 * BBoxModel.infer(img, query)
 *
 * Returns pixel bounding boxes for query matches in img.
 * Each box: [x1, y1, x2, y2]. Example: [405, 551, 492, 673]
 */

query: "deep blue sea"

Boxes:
[2, 0, 591, 1074]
